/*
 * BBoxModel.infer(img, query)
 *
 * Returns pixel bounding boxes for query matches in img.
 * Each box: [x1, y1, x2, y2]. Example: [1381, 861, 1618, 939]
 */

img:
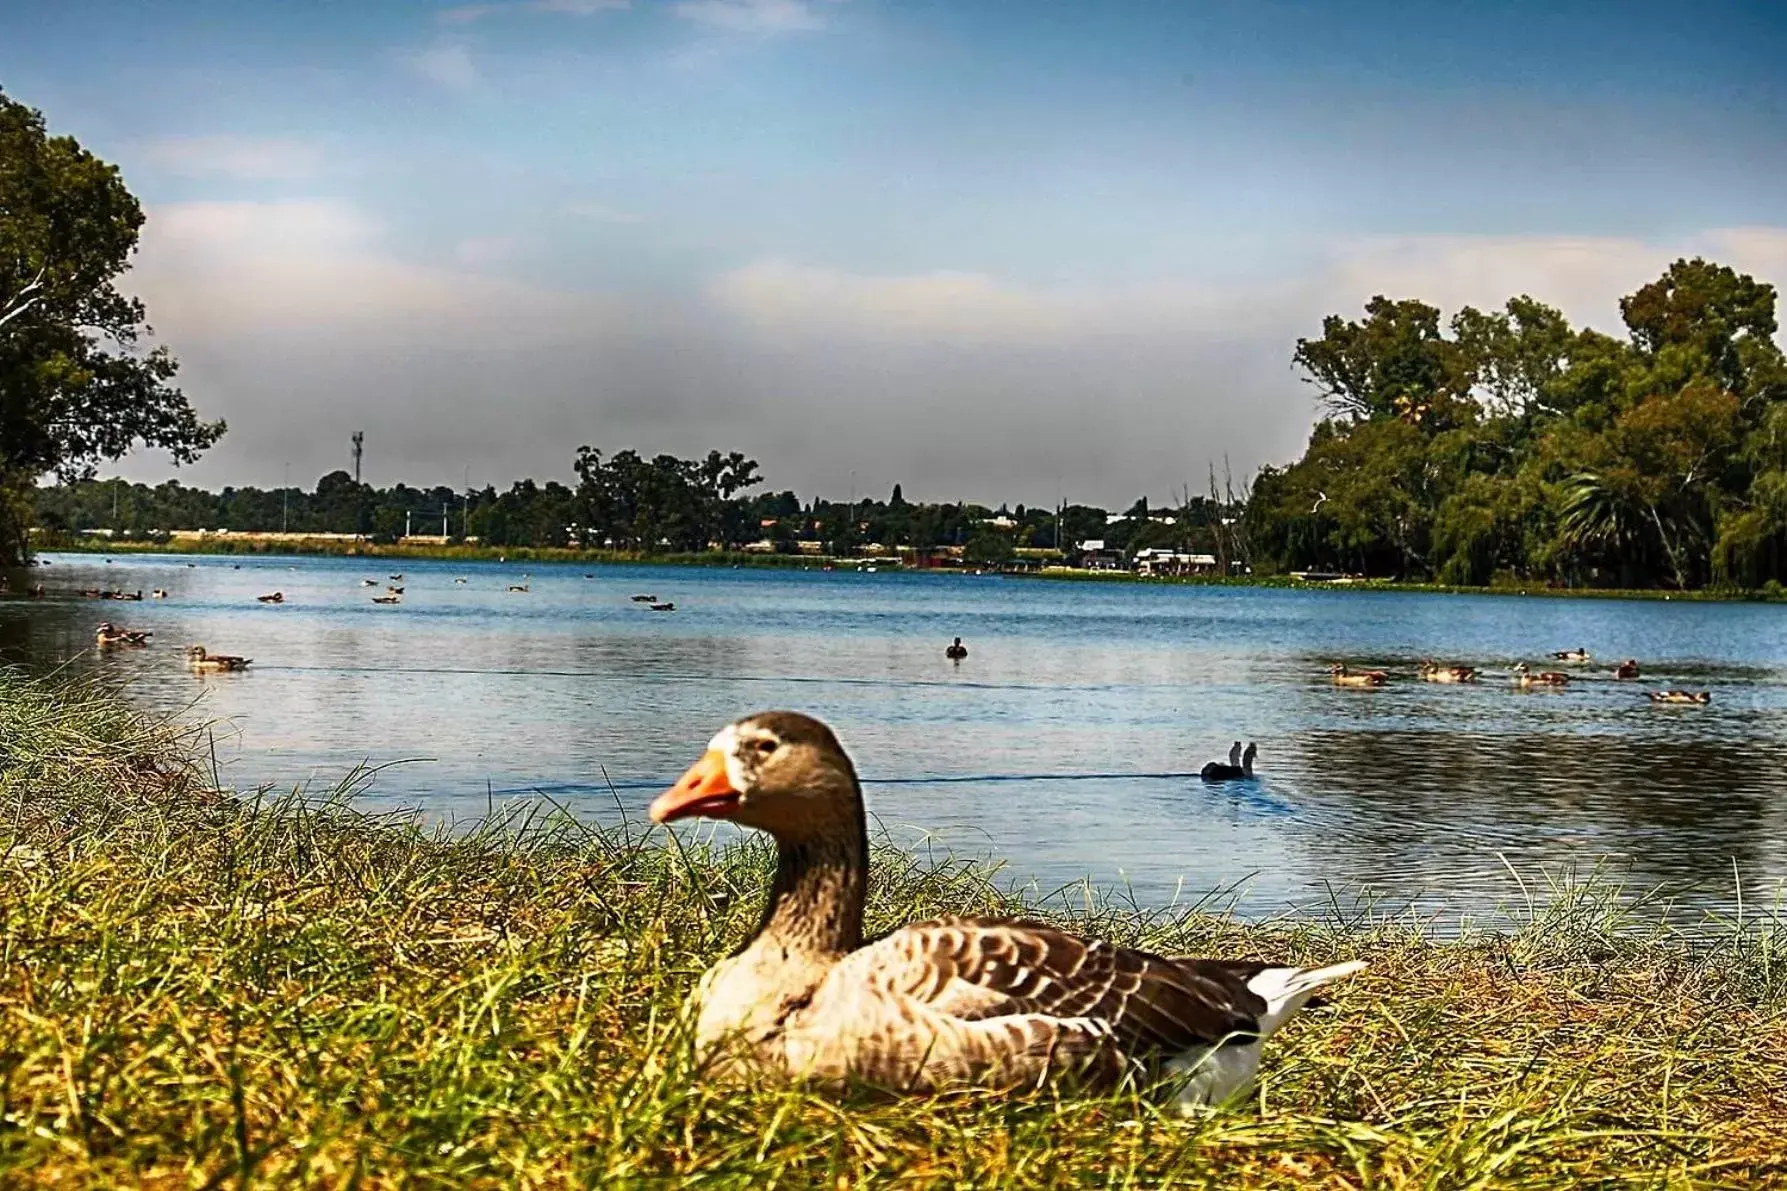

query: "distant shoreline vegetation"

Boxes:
[29, 531, 1787, 604]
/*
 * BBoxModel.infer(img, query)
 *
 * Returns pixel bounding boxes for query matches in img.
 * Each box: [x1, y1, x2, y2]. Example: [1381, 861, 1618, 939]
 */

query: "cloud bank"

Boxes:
[121, 199, 1787, 506]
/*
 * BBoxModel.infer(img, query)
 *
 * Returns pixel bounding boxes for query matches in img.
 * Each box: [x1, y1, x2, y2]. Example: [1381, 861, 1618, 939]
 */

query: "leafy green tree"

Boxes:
[1, 89, 222, 562]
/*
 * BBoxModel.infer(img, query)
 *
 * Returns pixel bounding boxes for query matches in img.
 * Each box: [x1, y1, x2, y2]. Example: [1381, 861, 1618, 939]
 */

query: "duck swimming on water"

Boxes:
[1647, 690, 1710, 704]
[1200, 742, 1256, 782]
[1419, 660, 1478, 683]
[651, 711, 1364, 1111]
[1613, 659, 1641, 680]
[1512, 662, 1570, 688]
[945, 637, 968, 660]
[1552, 647, 1590, 662]
[1328, 663, 1387, 687]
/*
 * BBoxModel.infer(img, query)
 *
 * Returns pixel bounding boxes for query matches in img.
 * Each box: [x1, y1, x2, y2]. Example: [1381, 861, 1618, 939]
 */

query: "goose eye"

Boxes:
[753, 738, 779, 756]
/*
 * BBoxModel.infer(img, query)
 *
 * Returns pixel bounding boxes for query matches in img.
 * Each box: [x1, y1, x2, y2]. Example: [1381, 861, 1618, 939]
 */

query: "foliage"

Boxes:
[4, 675, 1787, 1186]
[0, 89, 222, 564]
[1254, 259, 1787, 589]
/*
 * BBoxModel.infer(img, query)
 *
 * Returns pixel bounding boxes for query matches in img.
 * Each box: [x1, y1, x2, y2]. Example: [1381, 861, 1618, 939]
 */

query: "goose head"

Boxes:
[651, 711, 862, 843]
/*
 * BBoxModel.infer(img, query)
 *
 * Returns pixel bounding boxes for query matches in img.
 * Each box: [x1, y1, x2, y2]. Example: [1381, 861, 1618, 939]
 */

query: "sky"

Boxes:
[4, 0, 1786, 507]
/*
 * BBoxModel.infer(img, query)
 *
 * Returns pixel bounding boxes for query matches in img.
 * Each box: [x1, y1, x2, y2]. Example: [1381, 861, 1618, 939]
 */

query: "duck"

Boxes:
[1328, 663, 1388, 688]
[1647, 690, 1711, 705]
[151, 588, 168, 599]
[257, 591, 284, 604]
[362, 578, 377, 587]
[454, 578, 468, 585]
[651, 712, 1365, 1111]
[1512, 662, 1570, 688]
[371, 594, 401, 605]
[185, 646, 251, 671]
[1551, 647, 1591, 662]
[1613, 659, 1641, 680]
[390, 573, 404, 581]
[507, 584, 530, 593]
[1200, 741, 1256, 782]
[1418, 660, 1478, 683]
[631, 594, 658, 602]
[386, 585, 405, 595]
[95, 622, 152, 647]
[945, 637, 968, 660]
[650, 601, 676, 612]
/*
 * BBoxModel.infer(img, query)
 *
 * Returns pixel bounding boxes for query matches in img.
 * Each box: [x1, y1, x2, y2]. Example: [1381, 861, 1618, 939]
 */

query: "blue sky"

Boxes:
[3, 0, 1784, 502]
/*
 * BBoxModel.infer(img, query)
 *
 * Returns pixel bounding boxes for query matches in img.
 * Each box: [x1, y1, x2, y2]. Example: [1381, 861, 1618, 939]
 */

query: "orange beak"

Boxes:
[649, 749, 742, 824]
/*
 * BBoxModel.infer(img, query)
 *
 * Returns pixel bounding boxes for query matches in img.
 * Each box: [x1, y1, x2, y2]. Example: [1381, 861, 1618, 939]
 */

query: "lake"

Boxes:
[5, 551, 1786, 924]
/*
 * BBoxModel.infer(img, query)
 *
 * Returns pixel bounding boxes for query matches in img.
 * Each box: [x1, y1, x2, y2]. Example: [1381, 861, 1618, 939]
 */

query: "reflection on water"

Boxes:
[4, 552, 1786, 922]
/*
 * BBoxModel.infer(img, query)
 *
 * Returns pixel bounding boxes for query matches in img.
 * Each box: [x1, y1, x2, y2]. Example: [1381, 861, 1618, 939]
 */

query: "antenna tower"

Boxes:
[351, 431, 364, 485]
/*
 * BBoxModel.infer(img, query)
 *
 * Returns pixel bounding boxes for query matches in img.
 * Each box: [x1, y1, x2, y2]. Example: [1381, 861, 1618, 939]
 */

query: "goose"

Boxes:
[387, 585, 405, 595]
[1200, 741, 1256, 783]
[945, 637, 968, 660]
[390, 573, 404, 581]
[150, 588, 168, 599]
[650, 601, 676, 612]
[1551, 647, 1590, 662]
[1418, 660, 1478, 683]
[631, 594, 658, 602]
[257, 591, 284, 604]
[1613, 659, 1641, 680]
[362, 578, 377, 586]
[1647, 690, 1711, 705]
[1512, 662, 1569, 688]
[371, 594, 401, 605]
[95, 623, 151, 647]
[185, 646, 251, 671]
[651, 712, 1364, 1110]
[1328, 663, 1387, 688]
[507, 584, 531, 593]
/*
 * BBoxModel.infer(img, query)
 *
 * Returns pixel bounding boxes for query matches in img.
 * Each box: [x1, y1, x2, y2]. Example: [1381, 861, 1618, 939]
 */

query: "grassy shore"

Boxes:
[35, 532, 1787, 602]
[3, 676, 1786, 1186]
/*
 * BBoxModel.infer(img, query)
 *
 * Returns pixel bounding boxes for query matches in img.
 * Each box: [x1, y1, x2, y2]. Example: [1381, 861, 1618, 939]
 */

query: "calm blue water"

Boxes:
[6, 551, 1787, 923]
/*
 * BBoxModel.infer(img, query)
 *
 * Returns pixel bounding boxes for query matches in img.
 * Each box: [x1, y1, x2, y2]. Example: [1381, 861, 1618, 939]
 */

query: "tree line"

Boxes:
[1248, 258, 1787, 589]
[30, 460, 1247, 563]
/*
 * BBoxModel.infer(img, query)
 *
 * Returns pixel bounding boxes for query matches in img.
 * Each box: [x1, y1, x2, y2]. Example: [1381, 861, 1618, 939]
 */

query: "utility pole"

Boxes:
[282, 462, 290, 533]
[405, 509, 411, 539]
[351, 431, 365, 541]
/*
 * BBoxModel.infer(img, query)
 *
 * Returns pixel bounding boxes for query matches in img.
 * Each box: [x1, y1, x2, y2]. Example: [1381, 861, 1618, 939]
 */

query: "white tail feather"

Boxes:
[1245, 960, 1366, 1036]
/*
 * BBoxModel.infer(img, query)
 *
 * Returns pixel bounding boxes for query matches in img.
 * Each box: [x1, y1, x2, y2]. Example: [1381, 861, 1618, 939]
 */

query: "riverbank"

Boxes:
[3, 674, 1784, 1186]
[32, 533, 1787, 602]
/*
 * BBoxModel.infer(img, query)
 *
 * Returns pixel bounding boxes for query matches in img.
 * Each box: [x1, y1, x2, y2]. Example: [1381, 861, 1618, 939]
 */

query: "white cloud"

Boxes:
[672, 0, 840, 34]
[142, 136, 323, 181]
[405, 43, 478, 88]
[563, 201, 646, 224]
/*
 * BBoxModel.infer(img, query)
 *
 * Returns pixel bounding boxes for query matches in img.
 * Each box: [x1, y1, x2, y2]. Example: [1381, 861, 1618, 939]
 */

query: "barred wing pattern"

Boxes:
[798, 916, 1271, 1091]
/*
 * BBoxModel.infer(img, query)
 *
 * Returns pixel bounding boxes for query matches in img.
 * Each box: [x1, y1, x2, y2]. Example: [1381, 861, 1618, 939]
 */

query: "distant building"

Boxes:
[1134, 548, 1217, 576]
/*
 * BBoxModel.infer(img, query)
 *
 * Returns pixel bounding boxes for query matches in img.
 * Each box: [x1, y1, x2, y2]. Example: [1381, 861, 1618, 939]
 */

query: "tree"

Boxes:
[0, 89, 223, 562]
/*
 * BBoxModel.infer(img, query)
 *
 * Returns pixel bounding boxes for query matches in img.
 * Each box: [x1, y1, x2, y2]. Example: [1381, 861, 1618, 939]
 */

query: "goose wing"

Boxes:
[831, 916, 1265, 1055]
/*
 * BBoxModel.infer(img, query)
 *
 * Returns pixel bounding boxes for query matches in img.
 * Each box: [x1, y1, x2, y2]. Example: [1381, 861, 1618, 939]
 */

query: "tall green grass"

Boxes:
[3, 672, 1785, 1187]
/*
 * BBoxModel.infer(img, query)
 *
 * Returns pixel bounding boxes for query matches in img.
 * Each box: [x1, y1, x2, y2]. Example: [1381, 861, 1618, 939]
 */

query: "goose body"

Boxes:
[945, 637, 968, 660]
[1613, 659, 1641, 680]
[1328, 664, 1387, 688]
[1512, 662, 1569, 687]
[186, 646, 251, 671]
[1200, 741, 1256, 783]
[1648, 690, 1711, 704]
[372, 594, 401, 604]
[257, 591, 284, 604]
[650, 602, 676, 612]
[653, 713, 1361, 1109]
[95, 623, 151, 647]
[1418, 660, 1478, 683]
